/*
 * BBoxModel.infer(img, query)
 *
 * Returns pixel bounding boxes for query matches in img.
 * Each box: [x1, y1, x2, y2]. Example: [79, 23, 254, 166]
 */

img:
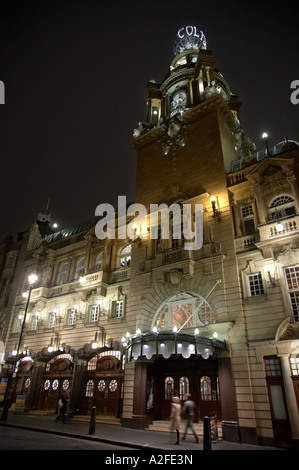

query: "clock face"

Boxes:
[173, 91, 186, 106]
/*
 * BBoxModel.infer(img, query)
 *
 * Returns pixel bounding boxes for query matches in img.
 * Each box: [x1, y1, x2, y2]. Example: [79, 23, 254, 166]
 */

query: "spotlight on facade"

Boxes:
[276, 223, 284, 233]
[47, 338, 54, 353]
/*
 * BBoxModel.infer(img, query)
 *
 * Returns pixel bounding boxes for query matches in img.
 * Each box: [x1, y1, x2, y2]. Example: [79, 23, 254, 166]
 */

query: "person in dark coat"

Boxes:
[182, 394, 199, 443]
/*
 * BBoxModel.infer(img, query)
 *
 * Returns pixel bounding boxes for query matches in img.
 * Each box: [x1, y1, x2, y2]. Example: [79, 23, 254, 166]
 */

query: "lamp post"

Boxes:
[262, 132, 270, 155]
[0, 274, 37, 421]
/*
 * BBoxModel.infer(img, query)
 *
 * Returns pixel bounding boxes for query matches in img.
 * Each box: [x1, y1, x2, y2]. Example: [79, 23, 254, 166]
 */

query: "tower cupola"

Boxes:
[133, 25, 254, 161]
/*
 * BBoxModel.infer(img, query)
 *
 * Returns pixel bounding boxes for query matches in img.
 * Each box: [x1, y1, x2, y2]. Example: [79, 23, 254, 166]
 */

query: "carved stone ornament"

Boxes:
[169, 269, 183, 287]
[280, 323, 296, 340]
[160, 116, 188, 156]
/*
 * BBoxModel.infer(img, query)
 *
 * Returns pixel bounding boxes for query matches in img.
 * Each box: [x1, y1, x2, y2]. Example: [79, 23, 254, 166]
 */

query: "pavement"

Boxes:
[0, 411, 286, 452]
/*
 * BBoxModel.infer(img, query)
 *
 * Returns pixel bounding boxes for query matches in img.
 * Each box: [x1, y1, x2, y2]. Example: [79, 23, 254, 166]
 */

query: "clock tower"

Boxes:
[127, 26, 255, 438]
[132, 25, 254, 207]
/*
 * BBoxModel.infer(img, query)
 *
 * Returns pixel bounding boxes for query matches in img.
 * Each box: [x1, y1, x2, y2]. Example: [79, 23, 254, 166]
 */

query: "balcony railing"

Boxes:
[163, 246, 191, 264]
[234, 233, 259, 253]
[109, 267, 130, 283]
[258, 215, 299, 241]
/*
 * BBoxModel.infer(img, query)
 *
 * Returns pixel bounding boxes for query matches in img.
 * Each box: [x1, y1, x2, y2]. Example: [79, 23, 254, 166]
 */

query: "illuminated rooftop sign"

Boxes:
[173, 26, 207, 56]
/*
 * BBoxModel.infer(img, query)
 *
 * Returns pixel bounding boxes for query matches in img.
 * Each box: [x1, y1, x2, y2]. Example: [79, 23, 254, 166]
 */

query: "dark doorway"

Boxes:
[149, 356, 221, 421]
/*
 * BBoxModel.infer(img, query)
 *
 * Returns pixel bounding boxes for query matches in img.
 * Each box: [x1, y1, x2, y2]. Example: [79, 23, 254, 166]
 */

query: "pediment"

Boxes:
[246, 157, 295, 187]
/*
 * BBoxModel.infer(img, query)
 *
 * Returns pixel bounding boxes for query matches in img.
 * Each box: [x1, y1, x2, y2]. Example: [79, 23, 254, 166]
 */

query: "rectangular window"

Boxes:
[265, 357, 281, 377]
[285, 266, 299, 290]
[241, 204, 254, 218]
[248, 272, 264, 296]
[241, 204, 255, 235]
[155, 226, 163, 253]
[115, 301, 123, 318]
[285, 266, 299, 321]
[67, 308, 76, 325]
[16, 315, 23, 333]
[49, 312, 56, 328]
[31, 315, 38, 330]
[89, 305, 99, 322]
[289, 292, 299, 321]
[290, 357, 299, 376]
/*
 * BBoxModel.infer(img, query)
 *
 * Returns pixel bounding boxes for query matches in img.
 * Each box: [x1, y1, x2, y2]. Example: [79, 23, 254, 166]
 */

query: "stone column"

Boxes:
[69, 360, 86, 416]
[26, 361, 46, 410]
[218, 355, 240, 443]
[253, 185, 267, 225]
[121, 361, 135, 427]
[232, 203, 242, 236]
[131, 361, 148, 429]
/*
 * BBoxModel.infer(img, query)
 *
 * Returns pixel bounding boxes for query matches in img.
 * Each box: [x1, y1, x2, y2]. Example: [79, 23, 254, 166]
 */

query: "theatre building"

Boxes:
[1, 26, 299, 449]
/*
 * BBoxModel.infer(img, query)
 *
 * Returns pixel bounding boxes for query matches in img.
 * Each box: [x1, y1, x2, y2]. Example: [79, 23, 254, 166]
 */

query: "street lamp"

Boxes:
[0, 273, 38, 421]
[262, 132, 270, 155]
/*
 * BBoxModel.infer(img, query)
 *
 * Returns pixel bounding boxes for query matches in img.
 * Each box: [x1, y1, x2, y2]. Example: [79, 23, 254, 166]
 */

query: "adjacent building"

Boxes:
[1, 25, 299, 448]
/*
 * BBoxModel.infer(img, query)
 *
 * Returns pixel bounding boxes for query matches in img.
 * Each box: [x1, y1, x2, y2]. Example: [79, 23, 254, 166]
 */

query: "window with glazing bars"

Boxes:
[285, 266, 299, 321]
[248, 272, 264, 296]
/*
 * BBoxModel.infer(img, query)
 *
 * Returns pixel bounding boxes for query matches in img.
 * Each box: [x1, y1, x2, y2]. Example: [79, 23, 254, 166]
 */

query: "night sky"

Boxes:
[0, 0, 298, 242]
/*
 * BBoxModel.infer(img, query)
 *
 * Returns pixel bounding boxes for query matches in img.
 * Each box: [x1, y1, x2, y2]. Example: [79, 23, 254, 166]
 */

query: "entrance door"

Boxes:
[94, 377, 122, 417]
[265, 356, 292, 448]
[39, 355, 73, 413]
[151, 356, 221, 422]
[40, 377, 72, 412]
[83, 354, 123, 418]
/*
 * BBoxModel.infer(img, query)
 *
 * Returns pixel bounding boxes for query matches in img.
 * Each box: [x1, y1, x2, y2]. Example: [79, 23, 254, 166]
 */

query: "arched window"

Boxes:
[57, 262, 68, 285]
[95, 252, 103, 270]
[200, 376, 212, 401]
[165, 376, 174, 400]
[119, 244, 131, 268]
[152, 293, 215, 332]
[179, 376, 189, 400]
[74, 257, 85, 279]
[85, 379, 94, 397]
[269, 195, 296, 220]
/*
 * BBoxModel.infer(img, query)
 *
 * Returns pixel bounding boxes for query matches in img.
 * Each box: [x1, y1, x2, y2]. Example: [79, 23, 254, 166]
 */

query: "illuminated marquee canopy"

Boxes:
[125, 332, 227, 362]
[173, 26, 207, 56]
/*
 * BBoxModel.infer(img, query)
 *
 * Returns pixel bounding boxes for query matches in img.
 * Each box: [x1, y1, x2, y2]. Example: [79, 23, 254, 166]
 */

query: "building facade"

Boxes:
[1, 26, 299, 449]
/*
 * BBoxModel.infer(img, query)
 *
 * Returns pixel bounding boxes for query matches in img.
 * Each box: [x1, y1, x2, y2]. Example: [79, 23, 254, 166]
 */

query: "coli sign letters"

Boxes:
[177, 26, 201, 39]
[173, 26, 207, 55]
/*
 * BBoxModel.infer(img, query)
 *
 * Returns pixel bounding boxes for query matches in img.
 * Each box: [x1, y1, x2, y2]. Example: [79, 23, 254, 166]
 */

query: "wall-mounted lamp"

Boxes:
[211, 195, 221, 221]
[91, 327, 105, 349]
[129, 223, 142, 245]
[265, 265, 276, 287]
[47, 332, 60, 353]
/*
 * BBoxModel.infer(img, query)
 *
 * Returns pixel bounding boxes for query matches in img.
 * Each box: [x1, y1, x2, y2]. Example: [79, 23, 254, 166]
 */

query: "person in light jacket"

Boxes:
[170, 396, 181, 444]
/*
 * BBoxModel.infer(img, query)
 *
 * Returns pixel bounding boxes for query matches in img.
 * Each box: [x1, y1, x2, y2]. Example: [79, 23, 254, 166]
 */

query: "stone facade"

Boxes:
[0, 27, 299, 448]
